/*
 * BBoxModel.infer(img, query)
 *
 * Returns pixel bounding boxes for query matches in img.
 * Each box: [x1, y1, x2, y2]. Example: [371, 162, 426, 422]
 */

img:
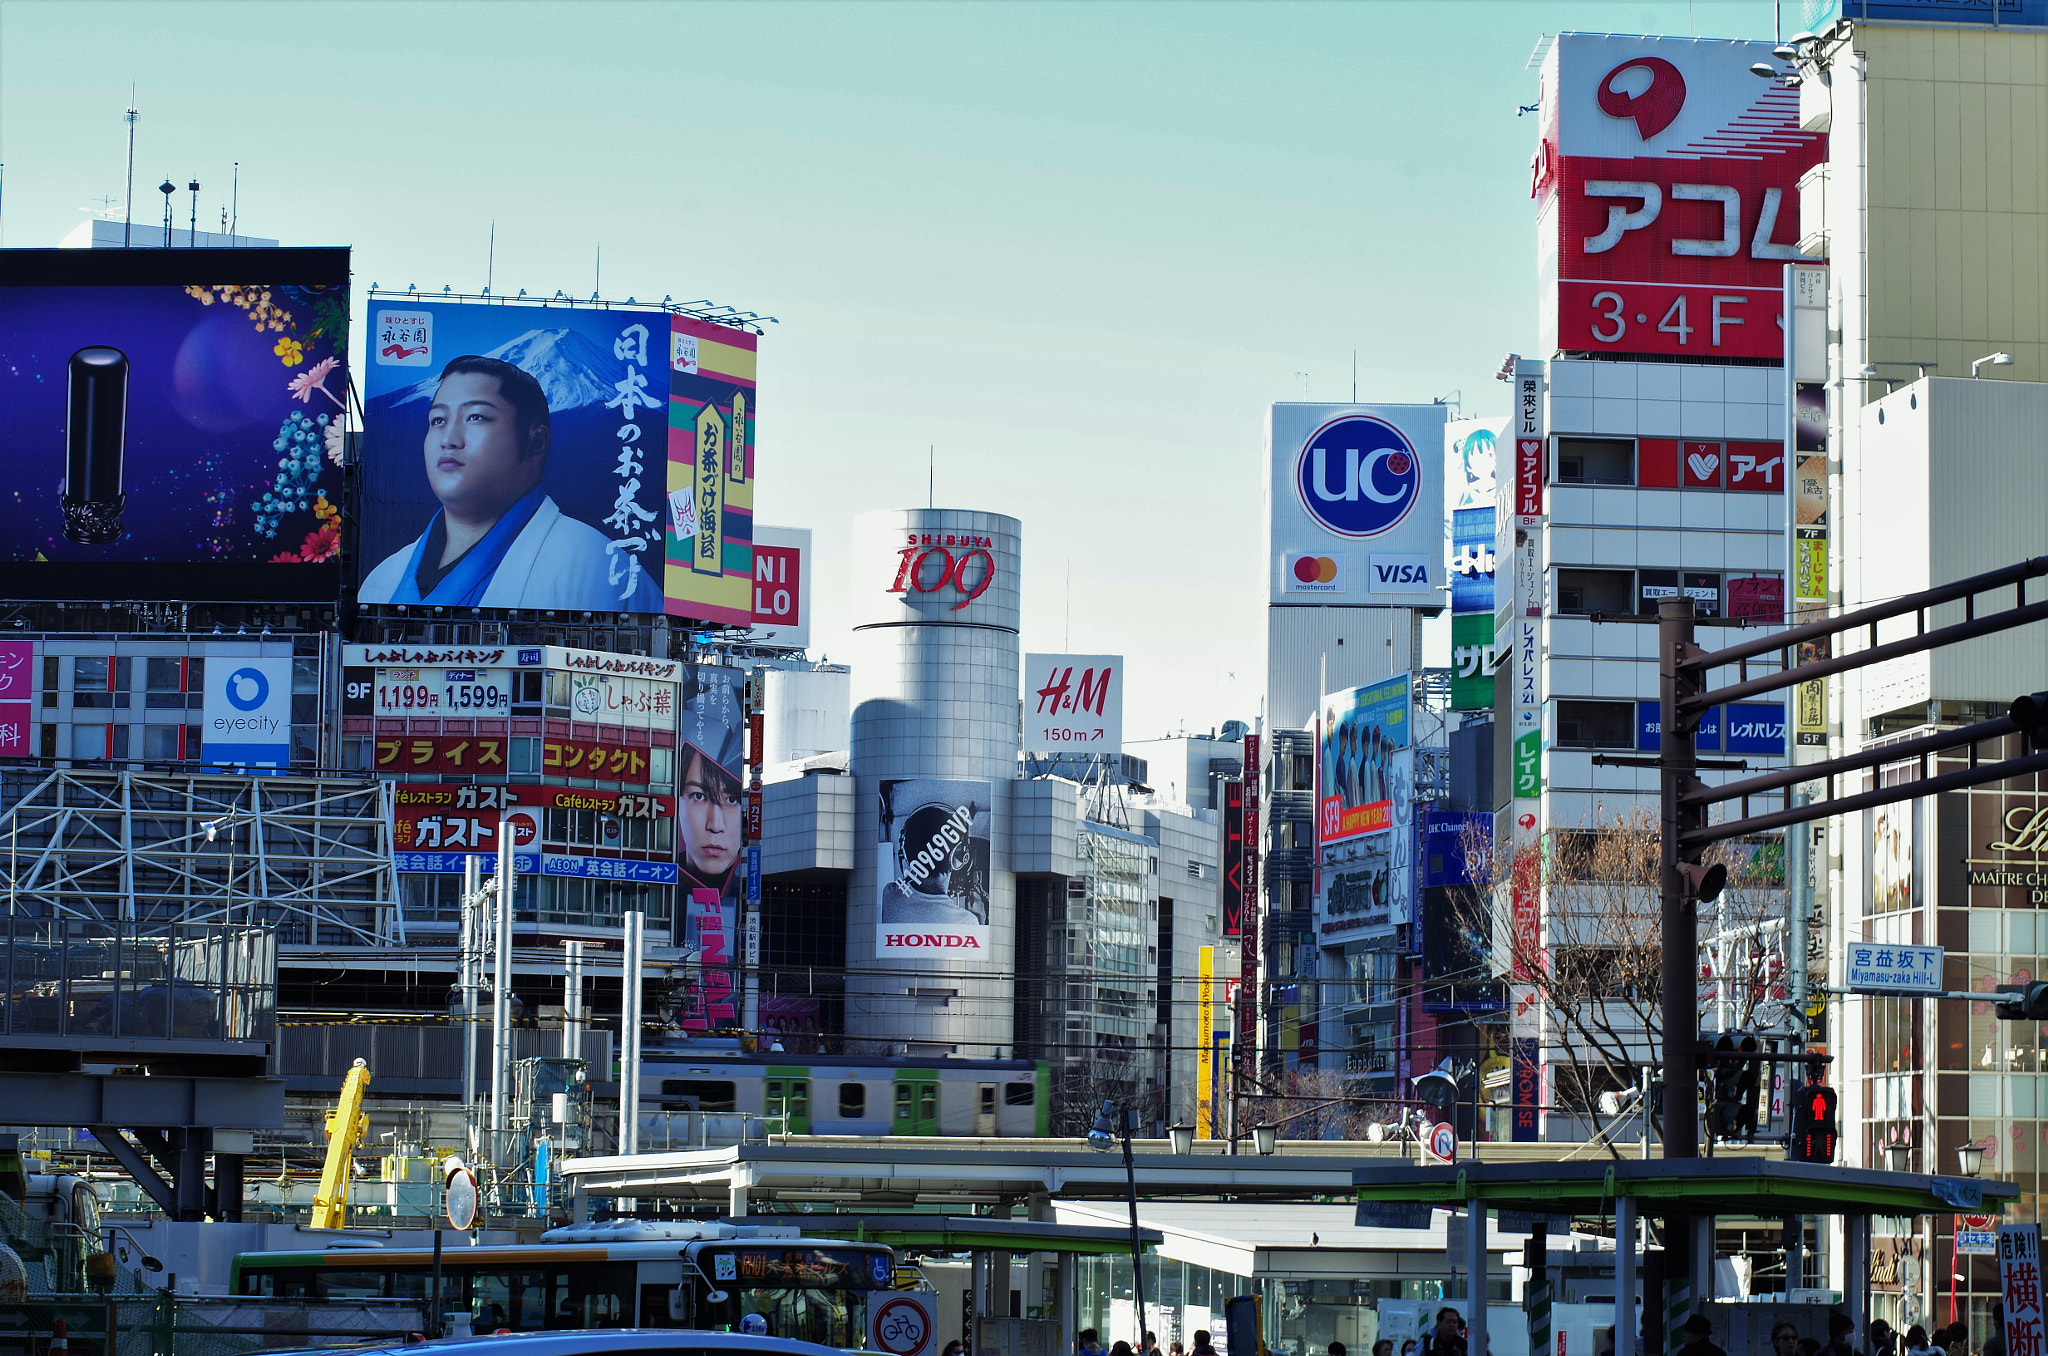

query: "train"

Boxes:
[637, 1048, 1051, 1139]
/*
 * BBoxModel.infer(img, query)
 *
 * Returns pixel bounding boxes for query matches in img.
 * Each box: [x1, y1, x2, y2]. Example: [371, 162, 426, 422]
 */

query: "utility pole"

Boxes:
[1657, 596, 1701, 1159]
[490, 818, 517, 1161]
[461, 856, 481, 1116]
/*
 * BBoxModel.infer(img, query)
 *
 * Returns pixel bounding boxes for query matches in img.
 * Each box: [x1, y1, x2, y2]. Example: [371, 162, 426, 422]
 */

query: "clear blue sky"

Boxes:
[1, 0, 1780, 741]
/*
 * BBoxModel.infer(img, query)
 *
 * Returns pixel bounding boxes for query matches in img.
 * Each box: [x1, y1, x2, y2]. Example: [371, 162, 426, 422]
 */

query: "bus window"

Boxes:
[660, 1079, 736, 1112]
[839, 1083, 866, 1118]
[316, 1270, 387, 1300]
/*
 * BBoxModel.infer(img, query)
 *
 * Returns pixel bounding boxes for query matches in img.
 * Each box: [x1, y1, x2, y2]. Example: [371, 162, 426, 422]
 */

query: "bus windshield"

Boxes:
[701, 1286, 868, 1348]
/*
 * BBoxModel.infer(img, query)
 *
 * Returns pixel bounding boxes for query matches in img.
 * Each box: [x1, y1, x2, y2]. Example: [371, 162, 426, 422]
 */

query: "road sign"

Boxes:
[1999, 1225, 2042, 1354]
[1845, 942, 1944, 995]
[445, 1165, 478, 1231]
[868, 1293, 936, 1356]
[1425, 1121, 1458, 1163]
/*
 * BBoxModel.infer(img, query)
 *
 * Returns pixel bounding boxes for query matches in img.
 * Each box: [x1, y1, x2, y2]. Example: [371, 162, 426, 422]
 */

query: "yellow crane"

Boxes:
[310, 1058, 371, 1230]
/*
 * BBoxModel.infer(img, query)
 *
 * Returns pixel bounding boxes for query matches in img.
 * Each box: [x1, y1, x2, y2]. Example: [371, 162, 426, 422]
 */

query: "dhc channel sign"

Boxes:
[1295, 415, 1422, 538]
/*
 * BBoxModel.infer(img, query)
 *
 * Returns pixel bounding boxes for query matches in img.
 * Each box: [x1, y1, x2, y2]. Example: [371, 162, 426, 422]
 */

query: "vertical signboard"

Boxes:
[1787, 264, 1830, 751]
[1448, 419, 1503, 712]
[1022, 654, 1124, 753]
[681, 886, 737, 1033]
[666, 317, 759, 626]
[1240, 733, 1261, 1048]
[876, 779, 992, 959]
[1513, 372, 1544, 525]
[1999, 1225, 2043, 1356]
[0, 641, 32, 757]
[1222, 780, 1246, 936]
[1533, 35, 1825, 360]
[1196, 945, 1216, 1138]
[201, 656, 293, 770]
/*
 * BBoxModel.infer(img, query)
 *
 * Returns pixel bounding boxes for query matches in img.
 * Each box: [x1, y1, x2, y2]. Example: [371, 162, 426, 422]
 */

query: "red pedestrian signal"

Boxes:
[1787, 1084, 1838, 1164]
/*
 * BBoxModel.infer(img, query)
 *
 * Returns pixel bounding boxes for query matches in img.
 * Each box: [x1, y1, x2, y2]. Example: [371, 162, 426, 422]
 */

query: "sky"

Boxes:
[0, 0, 1785, 740]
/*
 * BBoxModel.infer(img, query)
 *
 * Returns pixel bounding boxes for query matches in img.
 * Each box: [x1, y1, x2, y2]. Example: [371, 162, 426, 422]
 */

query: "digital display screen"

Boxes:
[0, 247, 350, 602]
[707, 1248, 894, 1290]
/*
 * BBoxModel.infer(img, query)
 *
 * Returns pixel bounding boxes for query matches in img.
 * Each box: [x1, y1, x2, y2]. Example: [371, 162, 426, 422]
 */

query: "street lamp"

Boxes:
[1958, 1144, 1985, 1177]
[1252, 1124, 1277, 1156]
[1884, 1143, 1911, 1173]
[1167, 1124, 1194, 1156]
[1971, 352, 2014, 378]
[1088, 1100, 1147, 1347]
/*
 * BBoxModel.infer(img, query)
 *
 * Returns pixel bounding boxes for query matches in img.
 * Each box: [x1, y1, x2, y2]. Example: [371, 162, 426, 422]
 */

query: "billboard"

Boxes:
[876, 778, 991, 959]
[1023, 653, 1124, 753]
[1222, 779, 1246, 936]
[751, 524, 810, 649]
[201, 656, 293, 770]
[1533, 35, 1825, 360]
[0, 248, 351, 601]
[359, 300, 758, 622]
[1802, 0, 2047, 26]
[1266, 403, 1448, 607]
[678, 665, 747, 904]
[1317, 675, 1412, 847]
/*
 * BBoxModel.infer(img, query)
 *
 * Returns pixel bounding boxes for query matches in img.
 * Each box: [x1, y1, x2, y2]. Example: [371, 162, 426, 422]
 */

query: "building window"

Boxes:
[1555, 700, 1635, 750]
[1556, 569, 1634, 616]
[1555, 437, 1634, 486]
[71, 724, 106, 760]
[72, 657, 131, 709]
[143, 724, 182, 761]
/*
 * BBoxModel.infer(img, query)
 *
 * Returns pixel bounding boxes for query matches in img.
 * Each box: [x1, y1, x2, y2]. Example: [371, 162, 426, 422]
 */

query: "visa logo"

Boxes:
[1378, 564, 1428, 583]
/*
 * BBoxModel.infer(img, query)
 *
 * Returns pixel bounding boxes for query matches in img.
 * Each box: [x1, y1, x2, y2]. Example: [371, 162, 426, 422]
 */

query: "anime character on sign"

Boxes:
[358, 355, 663, 610]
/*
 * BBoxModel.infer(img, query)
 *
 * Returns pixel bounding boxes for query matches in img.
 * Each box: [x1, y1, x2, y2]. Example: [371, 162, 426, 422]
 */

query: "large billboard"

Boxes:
[750, 524, 810, 649]
[0, 248, 351, 601]
[677, 664, 747, 903]
[201, 656, 293, 770]
[1267, 403, 1448, 608]
[359, 300, 757, 621]
[1022, 653, 1124, 754]
[1317, 675, 1412, 848]
[1533, 35, 1825, 360]
[876, 778, 992, 959]
[1447, 419, 1503, 712]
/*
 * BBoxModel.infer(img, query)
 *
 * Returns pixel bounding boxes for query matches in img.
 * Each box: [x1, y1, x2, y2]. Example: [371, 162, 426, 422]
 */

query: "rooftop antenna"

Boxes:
[158, 177, 174, 248]
[594, 243, 600, 301]
[230, 161, 238, 244]
[1351, 349, 1357, 402]
[123, 92, 138, 248]
[1296, 371, 1309, 398]
[187, 177, 200, 245]
[928, 445, 934, 508]
[486, 220, 495, 294]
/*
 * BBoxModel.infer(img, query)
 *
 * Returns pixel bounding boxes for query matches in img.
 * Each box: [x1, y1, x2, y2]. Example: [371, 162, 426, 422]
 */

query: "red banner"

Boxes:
[392, 783, 674, 853]
[1239, 733, 1260, 1049]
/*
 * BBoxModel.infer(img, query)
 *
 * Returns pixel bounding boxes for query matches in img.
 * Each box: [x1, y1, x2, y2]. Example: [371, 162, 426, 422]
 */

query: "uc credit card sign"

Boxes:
[203, 657, 293, 768]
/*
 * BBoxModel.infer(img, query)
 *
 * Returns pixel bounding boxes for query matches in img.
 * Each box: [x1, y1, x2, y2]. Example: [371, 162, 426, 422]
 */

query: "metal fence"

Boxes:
[0, 918, 274, 1045]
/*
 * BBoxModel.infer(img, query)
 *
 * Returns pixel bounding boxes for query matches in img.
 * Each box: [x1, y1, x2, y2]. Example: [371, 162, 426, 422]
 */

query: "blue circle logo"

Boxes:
[225, 667, 270, 711]
[1294, 415, 1421, 538]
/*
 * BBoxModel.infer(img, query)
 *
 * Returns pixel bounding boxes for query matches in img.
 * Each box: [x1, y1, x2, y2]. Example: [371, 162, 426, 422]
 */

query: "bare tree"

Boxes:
[1451, 805, 1798, 1154]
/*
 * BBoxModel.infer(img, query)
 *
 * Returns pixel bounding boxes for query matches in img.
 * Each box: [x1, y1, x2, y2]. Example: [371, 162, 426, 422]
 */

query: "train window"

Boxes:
[894, 1085, 913, 1121]
[1004, 1082, 1035, 1107]
[840, 1083, 867, 1118]
[979, 1085, 996, 1116]
[659, 1079, 736, 1113]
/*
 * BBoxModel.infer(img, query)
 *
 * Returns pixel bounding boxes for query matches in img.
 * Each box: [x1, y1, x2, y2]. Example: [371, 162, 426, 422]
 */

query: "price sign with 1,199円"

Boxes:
[374, 667, 512, 717]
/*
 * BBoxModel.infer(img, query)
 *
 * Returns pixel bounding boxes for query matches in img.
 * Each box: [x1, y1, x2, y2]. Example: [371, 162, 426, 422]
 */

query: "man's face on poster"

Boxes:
[424, 370, 545, 519]
[680, 748, 740, 880]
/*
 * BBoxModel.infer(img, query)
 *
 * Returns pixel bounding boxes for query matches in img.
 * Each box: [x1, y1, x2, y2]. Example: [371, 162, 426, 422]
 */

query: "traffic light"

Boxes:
[1994, 982, 2048, 1021]
[1787, 1082, 1839, 1164]
[2013, 692, 2048, 751]
[1708, 1031, 1762, 1139]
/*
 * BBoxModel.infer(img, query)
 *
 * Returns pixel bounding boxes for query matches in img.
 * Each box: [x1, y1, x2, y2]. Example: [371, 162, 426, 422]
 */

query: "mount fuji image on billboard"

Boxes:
[358, 301, 670, 613]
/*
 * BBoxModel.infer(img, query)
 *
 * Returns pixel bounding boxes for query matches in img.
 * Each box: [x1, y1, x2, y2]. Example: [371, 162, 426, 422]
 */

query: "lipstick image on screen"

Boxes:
[62, 346, 128, 544]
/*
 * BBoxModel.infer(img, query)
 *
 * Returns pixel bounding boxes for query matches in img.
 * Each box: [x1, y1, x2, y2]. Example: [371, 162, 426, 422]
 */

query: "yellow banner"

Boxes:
[1196, 946, 1214, 1139]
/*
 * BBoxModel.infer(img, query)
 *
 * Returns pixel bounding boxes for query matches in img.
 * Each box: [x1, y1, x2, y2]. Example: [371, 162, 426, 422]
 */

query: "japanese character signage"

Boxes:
[1845, 942, 1944, 995]
[358, 301, 761, 623]
[1513, 370, 1544, 524]
[393, 783, 672, 854]
[1999, 1225, 2043, 1356]
[1023, 653, 1123, 753]
[1533, 35, 1825, 361]
[394, 850, 678, 883]
[0, 640, 32, 757]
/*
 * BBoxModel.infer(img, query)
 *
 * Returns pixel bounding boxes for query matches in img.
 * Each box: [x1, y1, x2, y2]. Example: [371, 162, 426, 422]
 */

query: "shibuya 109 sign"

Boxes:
[886, 531, 997, 611]
[1532, 34, 1825, 360]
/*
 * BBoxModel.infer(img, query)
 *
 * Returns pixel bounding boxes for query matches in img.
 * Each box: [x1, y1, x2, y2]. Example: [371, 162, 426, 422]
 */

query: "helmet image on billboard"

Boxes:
[1294, 415, 1421, 538]
[877, 778, 990, 927]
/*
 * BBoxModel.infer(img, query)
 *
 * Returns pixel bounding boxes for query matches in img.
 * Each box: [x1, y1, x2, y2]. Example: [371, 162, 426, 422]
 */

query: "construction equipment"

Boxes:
[310, 1058, 372, 1229]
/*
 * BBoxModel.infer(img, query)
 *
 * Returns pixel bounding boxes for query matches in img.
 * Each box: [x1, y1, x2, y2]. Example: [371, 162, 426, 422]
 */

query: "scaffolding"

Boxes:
[0, 770, 401, 948]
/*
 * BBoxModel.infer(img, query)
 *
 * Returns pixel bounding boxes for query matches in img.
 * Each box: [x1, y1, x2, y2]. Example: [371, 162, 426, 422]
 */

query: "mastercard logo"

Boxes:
[1292, 555, 1340, 584]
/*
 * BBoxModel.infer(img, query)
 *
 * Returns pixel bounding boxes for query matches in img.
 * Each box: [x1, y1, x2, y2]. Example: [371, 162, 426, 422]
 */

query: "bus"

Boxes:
[231, 1222, 897, 1349]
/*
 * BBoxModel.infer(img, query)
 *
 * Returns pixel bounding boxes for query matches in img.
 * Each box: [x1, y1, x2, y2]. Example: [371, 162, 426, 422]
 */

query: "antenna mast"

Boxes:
[123, 93, 138, 248]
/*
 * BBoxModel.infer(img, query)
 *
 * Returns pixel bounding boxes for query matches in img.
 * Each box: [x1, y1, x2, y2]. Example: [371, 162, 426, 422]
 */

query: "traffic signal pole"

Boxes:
[1658, 597, 1702, 1160]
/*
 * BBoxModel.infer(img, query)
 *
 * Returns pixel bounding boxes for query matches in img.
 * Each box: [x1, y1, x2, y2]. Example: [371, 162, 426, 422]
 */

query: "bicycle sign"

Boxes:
[869, 1294, 936, 1356]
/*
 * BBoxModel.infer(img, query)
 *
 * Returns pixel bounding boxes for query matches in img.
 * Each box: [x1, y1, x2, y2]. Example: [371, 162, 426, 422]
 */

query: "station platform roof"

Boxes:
[739, 1213, 1161, 1256]
[1352, 1156, 2018, 1219]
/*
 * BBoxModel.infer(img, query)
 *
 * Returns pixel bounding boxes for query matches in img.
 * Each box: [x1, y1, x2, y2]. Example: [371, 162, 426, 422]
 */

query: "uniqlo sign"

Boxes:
[1534, 34, 1825, 360]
